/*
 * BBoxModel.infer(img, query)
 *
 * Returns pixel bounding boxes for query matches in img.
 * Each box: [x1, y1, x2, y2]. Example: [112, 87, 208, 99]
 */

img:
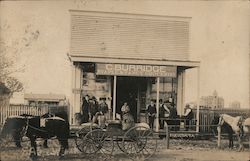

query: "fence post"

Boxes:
[217, 125, 221, 148]
[164, 121, 170, 149]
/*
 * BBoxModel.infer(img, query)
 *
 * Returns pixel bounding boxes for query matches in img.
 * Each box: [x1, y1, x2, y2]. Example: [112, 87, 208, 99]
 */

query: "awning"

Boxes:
[70, 55, 200, 69]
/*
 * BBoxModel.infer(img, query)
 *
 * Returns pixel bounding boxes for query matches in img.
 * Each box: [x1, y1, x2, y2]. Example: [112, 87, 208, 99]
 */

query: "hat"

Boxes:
[150, 99, 156, 102]
[99, 97, 106, 101]
[91, 96, 96, 100]
[164, 100, 170, 104]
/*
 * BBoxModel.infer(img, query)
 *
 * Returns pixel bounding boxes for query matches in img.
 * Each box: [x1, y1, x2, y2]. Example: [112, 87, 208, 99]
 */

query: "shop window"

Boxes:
[80, 63, 111, 101]
[149, 77, 177, 106]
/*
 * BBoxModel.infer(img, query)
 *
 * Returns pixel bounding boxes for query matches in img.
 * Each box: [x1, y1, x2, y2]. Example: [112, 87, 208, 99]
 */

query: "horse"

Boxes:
[0, 114, 70, 159]
[2, 114, 49, 148]
[217, 114, 243, 151]
[210, 115, 234, 149]
[238, 117, 250, 148]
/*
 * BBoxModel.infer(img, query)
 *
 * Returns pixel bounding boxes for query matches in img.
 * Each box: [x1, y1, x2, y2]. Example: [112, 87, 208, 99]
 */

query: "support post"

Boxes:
[112, 75, 117, 120]
[196, 67, 200, 133]
[165, 121, 170, 149]
[217, 125, 221, 148]
[156, 77, 160, 132]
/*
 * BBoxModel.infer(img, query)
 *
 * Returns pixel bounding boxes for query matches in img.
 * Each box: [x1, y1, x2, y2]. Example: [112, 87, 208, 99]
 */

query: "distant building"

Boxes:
[24, 93, 66, 106]
[229, 101, 241, 109]
[200, 90, 224, 109]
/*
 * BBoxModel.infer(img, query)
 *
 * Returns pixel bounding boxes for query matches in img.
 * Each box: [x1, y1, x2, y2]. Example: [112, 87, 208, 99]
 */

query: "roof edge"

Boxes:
[69, 9, 192, 22]
[70, 55, 200, 68]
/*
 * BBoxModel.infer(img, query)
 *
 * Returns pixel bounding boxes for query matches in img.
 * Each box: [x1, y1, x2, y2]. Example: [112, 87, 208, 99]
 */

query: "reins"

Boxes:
[22, 117, 48, 135]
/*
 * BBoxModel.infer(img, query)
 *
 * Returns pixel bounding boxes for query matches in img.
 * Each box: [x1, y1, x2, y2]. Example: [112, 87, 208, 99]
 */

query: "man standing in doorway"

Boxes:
[182, 104, 194, 131]
[147, 99, 156, 129]
[159, 99, 170, 129]
[81, 94, 90, 123]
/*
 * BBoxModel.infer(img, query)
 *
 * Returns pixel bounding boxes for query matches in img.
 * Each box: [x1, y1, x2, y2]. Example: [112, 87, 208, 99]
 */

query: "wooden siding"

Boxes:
[70, 11, 190, 61]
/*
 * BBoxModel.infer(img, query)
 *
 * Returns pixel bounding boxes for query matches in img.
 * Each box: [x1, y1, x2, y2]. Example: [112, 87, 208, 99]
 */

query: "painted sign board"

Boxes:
[96, 63, 177, 77]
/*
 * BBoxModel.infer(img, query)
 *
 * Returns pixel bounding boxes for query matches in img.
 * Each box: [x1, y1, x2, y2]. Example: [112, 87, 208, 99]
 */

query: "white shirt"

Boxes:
[183, 108, 192, 116]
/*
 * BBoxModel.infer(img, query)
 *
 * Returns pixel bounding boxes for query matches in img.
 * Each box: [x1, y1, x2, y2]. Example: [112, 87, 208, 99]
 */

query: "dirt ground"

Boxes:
[0, 138, 249, 161]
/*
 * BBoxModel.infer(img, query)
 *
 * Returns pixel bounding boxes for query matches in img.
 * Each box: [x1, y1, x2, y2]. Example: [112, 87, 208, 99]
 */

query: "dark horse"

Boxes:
[210, 115, 234, 149]
[0, 114, 69, 159]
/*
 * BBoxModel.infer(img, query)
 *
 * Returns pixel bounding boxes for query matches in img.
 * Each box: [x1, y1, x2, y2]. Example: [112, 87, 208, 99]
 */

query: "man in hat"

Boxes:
[146, 99, 156, 129]
[81, 94, 90, 123]
[159, 99, 170, 129]
[182, 104, 193, 131]
[88, 96, 98, 121]
[98, 97, 108, 114]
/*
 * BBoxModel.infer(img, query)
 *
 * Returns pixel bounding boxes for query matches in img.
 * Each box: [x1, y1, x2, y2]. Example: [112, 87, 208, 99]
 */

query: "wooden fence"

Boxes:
[0, 104, 70, 125]
[0, 104, 49, 125]
[193, 108, 250, 133]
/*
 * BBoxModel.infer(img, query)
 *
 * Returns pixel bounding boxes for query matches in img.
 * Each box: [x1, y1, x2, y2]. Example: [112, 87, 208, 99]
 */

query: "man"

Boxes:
[183, 104, 193, 131]
[81, 95, 90, 123]
[88, 96, 98, 121]
[147, 99, 156, 129]
[98, 97, 108, 114]
[93, 97, 109, 125]
[159, 99, 170, 129]
[167, 100, 179, 131]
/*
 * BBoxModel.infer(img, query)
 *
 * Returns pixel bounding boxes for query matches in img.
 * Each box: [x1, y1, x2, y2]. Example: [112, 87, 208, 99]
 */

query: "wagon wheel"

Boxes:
[75, 125, 97, 152]
[116, 137, 126, 153]
[122, 126, 157, 160]
[84, 129, 114, 157]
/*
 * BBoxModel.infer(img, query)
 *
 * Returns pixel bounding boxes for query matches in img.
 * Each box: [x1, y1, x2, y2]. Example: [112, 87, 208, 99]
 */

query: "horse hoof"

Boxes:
[59, 155, 65, 160]
[30, 154, 37, 160]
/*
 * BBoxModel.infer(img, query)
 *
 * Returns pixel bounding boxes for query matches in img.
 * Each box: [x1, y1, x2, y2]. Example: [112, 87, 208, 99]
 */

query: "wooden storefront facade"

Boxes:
[69, 10, 200, 132]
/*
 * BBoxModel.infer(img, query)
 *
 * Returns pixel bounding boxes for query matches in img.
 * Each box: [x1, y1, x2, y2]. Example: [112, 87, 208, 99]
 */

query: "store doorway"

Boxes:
[116, 76, 147, 122]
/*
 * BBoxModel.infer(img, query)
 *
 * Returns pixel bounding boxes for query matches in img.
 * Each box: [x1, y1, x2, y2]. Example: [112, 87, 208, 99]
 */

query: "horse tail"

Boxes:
[1, 118, 12, 138]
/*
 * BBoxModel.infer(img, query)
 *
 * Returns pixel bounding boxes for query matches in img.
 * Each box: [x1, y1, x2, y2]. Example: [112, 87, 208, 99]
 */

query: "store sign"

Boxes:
[96, 63, 177, 77]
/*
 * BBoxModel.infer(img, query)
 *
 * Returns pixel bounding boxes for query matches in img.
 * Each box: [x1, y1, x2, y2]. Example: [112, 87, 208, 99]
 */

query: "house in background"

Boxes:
[24, 93, 66, 106]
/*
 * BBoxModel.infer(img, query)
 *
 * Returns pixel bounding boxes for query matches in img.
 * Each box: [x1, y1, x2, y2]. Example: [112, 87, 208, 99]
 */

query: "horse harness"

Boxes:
[20, 116, 51, 137]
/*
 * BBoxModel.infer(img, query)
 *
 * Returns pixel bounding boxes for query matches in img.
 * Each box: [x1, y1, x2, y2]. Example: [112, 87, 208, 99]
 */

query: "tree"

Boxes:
[0, 22, 40, 95]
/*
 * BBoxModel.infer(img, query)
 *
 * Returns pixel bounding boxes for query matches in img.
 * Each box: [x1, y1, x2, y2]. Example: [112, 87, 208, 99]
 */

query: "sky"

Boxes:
[0, 0, 249, 108]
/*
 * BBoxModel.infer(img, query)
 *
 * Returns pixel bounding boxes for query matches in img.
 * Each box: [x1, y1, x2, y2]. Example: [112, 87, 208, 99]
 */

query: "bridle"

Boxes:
[218, 115, 224, 127]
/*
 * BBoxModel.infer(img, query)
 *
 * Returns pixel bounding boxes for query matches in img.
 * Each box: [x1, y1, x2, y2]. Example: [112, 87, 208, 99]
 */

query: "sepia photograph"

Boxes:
[0, 0, 249, 160]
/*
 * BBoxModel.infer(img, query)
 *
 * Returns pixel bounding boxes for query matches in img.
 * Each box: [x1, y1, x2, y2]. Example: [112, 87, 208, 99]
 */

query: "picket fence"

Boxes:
[0, 104, 49, 125]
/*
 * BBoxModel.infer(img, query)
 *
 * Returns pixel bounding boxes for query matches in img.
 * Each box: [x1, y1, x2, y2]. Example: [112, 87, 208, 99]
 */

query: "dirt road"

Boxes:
[0, 138, 249, 161]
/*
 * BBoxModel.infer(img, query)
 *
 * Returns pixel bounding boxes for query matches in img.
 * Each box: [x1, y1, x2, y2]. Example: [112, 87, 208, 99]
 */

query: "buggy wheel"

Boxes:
[75, 125, 97, 152]
[116, 137, 125, 153]
[84, 129, 114, 157]
[122, 126, 157, 160]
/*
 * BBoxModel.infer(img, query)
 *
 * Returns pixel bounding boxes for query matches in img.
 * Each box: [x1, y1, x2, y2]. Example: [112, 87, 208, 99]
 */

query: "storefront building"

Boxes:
[69, 10, 200, 131]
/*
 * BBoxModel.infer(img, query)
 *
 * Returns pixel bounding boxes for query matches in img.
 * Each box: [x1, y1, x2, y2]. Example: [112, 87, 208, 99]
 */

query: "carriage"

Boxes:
[71, 120, 158, 160]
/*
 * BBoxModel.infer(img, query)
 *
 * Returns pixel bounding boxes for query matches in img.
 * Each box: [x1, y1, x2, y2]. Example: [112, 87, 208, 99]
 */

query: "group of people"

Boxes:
[80, 95, 193, 131]
[81, 95, 109, 125]
[146, 99, 193, 130]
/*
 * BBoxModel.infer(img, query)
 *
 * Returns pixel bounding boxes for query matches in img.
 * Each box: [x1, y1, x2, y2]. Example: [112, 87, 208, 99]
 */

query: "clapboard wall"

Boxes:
[70, 10, 190, 61]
